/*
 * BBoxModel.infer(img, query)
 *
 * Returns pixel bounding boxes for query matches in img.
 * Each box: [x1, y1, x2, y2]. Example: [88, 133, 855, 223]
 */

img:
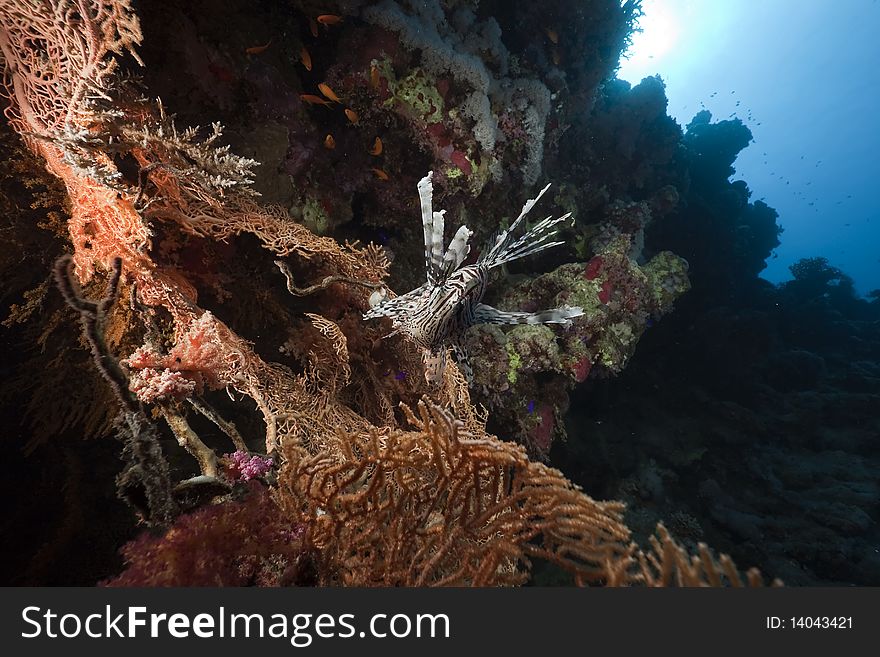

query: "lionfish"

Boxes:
[364, 171, 584, 384]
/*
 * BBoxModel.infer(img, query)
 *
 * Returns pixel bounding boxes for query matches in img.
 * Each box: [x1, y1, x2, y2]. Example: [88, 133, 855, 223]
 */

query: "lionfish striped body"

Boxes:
[365, 171, 584, 384]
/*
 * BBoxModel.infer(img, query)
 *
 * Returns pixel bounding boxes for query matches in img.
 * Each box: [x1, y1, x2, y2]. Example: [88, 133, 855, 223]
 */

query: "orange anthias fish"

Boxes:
[369, 137, 382, 156]
[245, 40, 271, 55]
[317, 14, 343, 26]
[309, 18, 319, 37]
[300, 46, 312, 71]
[371, 168, 389, 181]
[317, 82, 342, 103]
[324, 134, 336, 149]
[344, 108, 359, 125]
[545, 27, 559, 44]
[300, 93, 332, 106]
[370, 64, 380, 89]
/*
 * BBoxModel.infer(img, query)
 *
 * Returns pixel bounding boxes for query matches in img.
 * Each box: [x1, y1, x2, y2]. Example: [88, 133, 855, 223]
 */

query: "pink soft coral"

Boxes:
[122, 312, 233, 402]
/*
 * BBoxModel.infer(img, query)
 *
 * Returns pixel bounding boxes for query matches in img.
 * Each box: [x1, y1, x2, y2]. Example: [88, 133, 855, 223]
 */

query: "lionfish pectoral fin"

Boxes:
[473, 303, 584, 327]
[479, 182, 553, 266]
[480, 213, 573, 270]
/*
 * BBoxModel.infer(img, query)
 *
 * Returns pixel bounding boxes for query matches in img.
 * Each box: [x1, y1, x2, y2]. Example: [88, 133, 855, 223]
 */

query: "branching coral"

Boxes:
[0, 0, 391, 459]
[605, 523, 782, 587]
[105, 392, 779, 587]
[0, 0, 144, 142]
[53, 254, 177, 526]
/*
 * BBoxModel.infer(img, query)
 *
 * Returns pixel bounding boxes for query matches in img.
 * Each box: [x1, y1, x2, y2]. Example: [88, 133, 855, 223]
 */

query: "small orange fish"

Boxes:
[300, 93, 332, 106]
[552, 49, 561, 66]
[344, 108, 359, 125]
[300, 46, 312, 71]
[309, 18, 319, 37]
[317, 82, 342, 103]
[369, 137, 382, 156]
[545, 27, 559, 44]
[370, 64, 380, 89]
[317, 14, 343, 26]
[324, 134, 336, 149]
[371, 167, 389, 181]
[245, 40, 271, 55]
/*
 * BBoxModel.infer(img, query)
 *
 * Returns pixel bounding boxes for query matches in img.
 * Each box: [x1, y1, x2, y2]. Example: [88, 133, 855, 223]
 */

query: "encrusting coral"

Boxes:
[464, 200, 690, 456]
[361, 0, 551, 186]
[0, 0, 772, 586]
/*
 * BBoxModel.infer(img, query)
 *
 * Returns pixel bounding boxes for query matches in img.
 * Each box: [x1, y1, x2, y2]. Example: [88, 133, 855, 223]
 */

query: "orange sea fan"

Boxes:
[278, 400, 633, 586]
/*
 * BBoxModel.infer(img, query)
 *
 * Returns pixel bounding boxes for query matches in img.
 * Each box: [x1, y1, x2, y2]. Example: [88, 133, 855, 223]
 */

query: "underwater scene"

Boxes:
[0, 0, 877, 587]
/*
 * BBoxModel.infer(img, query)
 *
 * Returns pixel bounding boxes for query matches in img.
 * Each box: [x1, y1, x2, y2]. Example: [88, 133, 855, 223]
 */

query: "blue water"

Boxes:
[619, 0, 880, 296]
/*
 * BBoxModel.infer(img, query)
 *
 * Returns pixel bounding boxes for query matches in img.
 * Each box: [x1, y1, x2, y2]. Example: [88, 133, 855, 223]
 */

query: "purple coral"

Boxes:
[225, 451, 274, 482]
[104, 482, 310, 587]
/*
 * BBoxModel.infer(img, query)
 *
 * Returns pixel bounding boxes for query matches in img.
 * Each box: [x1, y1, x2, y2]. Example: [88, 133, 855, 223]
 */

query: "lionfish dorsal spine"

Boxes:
[441, 224, 473, 277]
[418, 171, 447, 285]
